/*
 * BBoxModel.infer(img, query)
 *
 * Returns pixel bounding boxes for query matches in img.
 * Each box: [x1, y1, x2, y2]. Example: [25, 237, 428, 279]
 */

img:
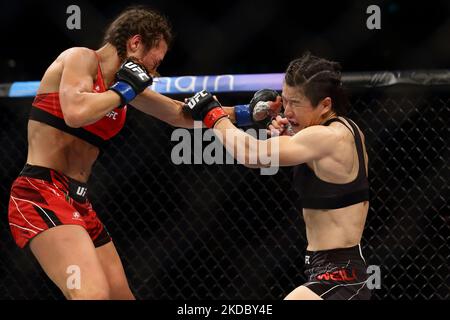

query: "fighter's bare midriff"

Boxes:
[26, 49, 100, 183]
[302, 119, 369, 251]
[303, 202, 369, 251]
[26, 120, 99, 182]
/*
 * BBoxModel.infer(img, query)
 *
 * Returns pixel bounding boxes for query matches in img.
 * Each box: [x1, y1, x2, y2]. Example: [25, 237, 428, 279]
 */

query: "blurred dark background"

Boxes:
[0, 0, 450, 82]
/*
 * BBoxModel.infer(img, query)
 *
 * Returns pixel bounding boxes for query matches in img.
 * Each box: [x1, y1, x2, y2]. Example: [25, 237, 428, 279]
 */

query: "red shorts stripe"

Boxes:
[8, 164, 111, 248]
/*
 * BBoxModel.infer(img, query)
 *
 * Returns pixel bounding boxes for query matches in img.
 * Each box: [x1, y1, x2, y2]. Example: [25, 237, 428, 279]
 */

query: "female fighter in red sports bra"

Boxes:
[8, 6, 262, 300]
[7, 6, 176, 300]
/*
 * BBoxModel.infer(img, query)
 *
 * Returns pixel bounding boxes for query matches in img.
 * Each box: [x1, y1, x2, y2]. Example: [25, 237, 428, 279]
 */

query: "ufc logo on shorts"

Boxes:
[305, 256, 310, 264]
[76, 186, 87, 197]
[124, 62, 150, 81]
[187, 90, 208, 108]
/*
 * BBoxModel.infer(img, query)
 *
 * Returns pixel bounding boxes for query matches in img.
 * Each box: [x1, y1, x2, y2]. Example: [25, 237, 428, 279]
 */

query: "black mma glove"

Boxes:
[184, 90, 228, 128]
[234, 89, 282, 128]
[109, 58, 153, 107]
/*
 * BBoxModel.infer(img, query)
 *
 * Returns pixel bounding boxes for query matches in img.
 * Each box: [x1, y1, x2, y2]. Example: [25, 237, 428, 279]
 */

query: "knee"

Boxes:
[66, 284, 111, 300]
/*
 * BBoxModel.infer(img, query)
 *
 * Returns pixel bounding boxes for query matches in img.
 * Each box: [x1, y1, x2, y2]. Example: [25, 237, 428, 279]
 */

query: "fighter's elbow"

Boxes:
[63, 108, 85, 128]
[60, 93, 90, 128]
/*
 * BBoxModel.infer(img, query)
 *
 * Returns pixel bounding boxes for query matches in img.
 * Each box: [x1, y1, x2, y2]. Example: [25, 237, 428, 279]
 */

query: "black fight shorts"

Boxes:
[303, 244, 372, 300]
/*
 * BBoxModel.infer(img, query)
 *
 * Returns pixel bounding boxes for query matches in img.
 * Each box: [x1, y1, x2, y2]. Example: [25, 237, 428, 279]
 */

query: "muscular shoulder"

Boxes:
[39, 48, 98, 93]
[287, 125, 341, 161]
[293, 125, 340, 148]
[59, 47, 97, 71]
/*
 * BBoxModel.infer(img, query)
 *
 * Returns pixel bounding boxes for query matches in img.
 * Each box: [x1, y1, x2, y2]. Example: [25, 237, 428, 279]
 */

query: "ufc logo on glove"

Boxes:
[124, 62, 150, 81]
[187, 90, 208, 108]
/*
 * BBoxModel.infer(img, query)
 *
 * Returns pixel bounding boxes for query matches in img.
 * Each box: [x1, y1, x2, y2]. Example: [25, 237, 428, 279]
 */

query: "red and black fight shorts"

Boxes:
[8, 164, 111, 249]
[303, 244, 372, 300]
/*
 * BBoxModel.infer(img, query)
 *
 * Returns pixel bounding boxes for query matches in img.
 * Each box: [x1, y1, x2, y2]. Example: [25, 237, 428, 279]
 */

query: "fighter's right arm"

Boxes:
[59, 48, 121, 128]
[131, 89, 243, 129]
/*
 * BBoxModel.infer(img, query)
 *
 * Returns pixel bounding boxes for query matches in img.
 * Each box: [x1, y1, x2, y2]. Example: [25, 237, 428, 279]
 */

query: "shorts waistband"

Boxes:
[305, 244, 366, 265]
[19, 164, 88, 203]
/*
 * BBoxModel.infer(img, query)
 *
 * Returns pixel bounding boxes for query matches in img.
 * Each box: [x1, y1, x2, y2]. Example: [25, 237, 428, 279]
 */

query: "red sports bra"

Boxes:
[29, 51, 126, 147]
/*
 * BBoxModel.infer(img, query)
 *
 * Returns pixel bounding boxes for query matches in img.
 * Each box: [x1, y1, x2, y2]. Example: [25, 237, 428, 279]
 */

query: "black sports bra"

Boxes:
[293, 117, 370, 209]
